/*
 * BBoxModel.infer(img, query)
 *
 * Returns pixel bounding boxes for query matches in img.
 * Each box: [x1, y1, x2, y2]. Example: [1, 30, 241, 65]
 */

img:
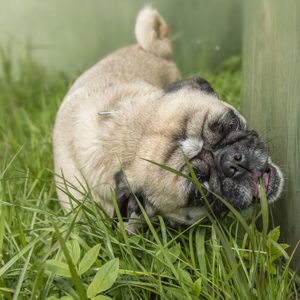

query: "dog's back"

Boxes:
[53, 7, 180, 212]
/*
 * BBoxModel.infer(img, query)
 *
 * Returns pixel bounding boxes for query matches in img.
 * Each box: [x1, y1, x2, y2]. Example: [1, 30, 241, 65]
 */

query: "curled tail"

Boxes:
[135, 6, 172, 59]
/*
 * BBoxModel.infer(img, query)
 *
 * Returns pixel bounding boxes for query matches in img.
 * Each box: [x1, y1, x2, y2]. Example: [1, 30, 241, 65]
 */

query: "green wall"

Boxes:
[0, 0, 242, 77]
[242, 0, 300, 268]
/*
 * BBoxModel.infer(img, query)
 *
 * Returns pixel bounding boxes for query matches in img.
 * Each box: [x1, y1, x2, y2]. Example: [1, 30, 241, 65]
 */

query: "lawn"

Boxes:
[0, 53, 299, 299]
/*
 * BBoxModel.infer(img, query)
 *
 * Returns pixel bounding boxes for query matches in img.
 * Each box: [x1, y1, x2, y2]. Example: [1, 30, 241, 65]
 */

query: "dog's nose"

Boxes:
[219, 150, 249, 178]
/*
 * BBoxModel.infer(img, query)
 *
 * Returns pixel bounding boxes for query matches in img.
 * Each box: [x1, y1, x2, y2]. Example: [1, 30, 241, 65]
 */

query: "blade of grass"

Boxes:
[0, 144, 25, 179]
[12, 245, 35, 300]
[132, 194, 194, 300]
[42, 198, 85, 298]
[259, 179, 269, 244]
[141, 158, 191, 181]
[212, 221, 249, 298]
[53, 224, 87, 300]
[0, 206, 5, 260]
[195, 227, 207, 277]
[188, 227, 196, 269]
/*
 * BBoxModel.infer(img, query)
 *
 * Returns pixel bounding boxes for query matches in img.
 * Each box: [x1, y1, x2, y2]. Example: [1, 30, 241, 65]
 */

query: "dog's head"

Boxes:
[115, 77, 284, 225]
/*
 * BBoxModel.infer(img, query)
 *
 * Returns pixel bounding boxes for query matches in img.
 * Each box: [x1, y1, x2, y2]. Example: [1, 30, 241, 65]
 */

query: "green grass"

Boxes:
[0, 53, 299, 300]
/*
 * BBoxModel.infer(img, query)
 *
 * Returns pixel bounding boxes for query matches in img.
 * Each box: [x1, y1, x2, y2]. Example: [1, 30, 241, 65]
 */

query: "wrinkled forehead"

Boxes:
[164, 76, 246, 129]
[162, 87, 248, 146]
[183, 92, 247, 135]
[202, 106, 247, 146]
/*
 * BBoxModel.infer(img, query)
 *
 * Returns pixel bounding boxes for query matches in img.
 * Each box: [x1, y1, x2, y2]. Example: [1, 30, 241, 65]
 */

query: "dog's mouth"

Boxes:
[190, 163, 283, 212]
[189, 131, 284, 211]
[251, 163, 283, 202]
[252, 168, 271, 199]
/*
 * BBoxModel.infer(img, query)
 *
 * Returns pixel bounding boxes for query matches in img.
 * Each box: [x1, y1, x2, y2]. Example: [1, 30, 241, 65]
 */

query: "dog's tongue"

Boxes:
[252, 171, 270, 198]
[263, 172, 270, 191]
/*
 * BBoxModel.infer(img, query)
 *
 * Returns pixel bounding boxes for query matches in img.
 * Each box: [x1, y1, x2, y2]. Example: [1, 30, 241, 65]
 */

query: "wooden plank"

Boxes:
[242, 0, 300, 269]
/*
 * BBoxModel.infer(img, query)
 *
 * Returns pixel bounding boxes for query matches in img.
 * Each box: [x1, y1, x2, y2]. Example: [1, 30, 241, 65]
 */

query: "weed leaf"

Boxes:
[178, 269, 193, 286]
[192, 278, 202, 297]
[87, 258, 119, 298]
[46, 297, 73, 300]
[168, 243, 181, 263]
[45, 260, 71, 278]
[268, 226, 280, 242]
[66, 239, 81, 265]
[91, 295, 112, 300]
[78, 244, 101, 275]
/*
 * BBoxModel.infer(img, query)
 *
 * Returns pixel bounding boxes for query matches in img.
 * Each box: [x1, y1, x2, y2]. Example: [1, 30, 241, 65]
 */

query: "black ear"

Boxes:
[113, 171, 138, 218]
[165, 76, 216, 95]
[114, 171, 158, 219]
[114, 170, 155, 219]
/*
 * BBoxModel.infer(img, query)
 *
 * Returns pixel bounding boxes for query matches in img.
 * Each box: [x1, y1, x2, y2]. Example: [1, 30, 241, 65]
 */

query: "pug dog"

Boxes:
[53, 7, 283, 226]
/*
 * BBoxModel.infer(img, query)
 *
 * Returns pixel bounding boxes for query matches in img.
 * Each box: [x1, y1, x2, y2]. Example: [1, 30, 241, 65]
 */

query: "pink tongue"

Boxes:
[252, 182, 259, 198]
[252, 172, 270, 198]
[263, 172, 270, 191]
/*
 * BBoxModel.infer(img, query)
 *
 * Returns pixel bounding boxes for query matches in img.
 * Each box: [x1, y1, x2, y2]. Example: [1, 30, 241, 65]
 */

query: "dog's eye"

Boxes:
[209, 110, 241, 136]
[228, 118, 240, 131]
[205, 109, 243, 147]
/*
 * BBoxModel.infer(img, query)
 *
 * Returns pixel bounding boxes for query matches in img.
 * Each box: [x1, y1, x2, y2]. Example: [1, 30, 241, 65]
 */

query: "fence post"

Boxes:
[242, 0, 300, 268]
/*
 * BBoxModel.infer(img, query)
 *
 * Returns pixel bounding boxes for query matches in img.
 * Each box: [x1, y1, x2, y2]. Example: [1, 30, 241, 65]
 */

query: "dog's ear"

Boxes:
[165, 76, 216, 95]
[114, 171, 139, 218]
[114, 171, 157, 219]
